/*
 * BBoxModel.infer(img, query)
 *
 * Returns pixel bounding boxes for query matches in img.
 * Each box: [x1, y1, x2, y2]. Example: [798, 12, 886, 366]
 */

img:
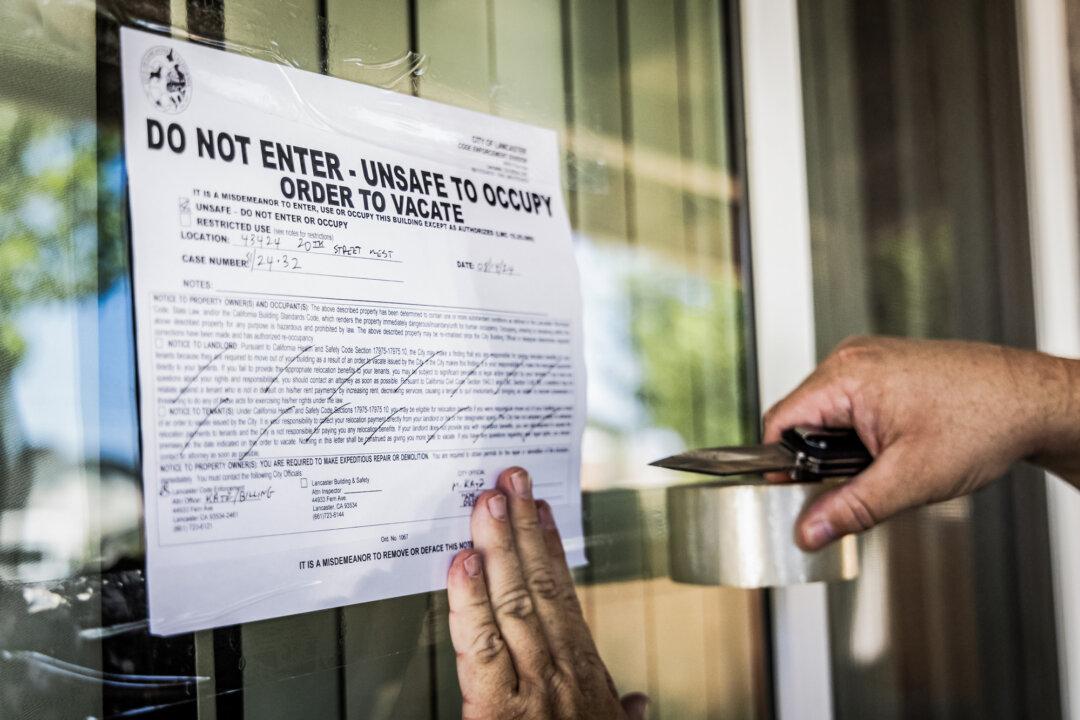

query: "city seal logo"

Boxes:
[140, 46, 192, 113]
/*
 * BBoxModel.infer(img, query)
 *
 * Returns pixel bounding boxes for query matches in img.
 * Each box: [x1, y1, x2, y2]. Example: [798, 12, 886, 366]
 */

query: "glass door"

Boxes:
[0, 1, 770, 718]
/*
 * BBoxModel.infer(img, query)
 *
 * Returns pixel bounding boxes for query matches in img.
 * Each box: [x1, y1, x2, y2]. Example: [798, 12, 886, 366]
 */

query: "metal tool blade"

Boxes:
[650, 442, 795, 477]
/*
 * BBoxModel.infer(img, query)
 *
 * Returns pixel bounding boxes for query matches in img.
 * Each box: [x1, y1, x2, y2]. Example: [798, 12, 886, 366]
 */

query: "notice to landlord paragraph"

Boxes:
[121, 28, 586, 634]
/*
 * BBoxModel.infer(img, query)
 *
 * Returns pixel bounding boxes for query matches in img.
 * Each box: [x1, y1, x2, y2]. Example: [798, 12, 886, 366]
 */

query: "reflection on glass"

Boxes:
[0, 75, 142, 720]
[799, 0, 1060, 718]
[578, 239, 747, 492]
[1, 1, 766, 718]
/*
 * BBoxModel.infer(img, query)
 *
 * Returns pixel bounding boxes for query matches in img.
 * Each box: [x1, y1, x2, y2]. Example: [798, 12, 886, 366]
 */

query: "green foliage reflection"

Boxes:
[629, 262, 747, 449]
[0, 106, 120, 374]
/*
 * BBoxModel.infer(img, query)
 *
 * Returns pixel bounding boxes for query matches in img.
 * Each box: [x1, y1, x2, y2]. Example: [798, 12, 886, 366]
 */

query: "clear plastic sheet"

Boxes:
[7, 0, 427, 86]
[1, 570, 206, 714]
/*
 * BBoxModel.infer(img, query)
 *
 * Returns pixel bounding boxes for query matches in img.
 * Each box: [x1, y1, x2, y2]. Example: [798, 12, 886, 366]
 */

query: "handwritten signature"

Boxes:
[203, 484, 276, 505]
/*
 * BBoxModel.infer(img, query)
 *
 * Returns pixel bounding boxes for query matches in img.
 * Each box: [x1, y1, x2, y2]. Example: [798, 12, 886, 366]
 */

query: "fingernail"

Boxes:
[510, 469, 531, 498]
[537, 502, 556, 529]
[487, 493, 507, 521]
[464, 553, 482, 577]
[622, 692, 651, 719]
[804, 519, 836, 549]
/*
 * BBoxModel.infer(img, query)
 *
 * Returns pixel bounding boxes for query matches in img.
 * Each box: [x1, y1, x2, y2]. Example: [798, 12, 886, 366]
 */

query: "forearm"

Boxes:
[1028, 353, 1080, 484]
[767, 337, 1080, 550]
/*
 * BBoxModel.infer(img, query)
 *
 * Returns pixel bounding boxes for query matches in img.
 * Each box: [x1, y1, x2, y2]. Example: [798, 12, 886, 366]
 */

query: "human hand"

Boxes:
[763, 336, 1078, 550]
[446, 467, 648, 720]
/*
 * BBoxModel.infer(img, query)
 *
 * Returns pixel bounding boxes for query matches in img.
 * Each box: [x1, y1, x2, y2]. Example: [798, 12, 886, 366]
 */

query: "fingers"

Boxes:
[621, 692, 651, 720]
[534, 500, 581, 609]
[794, 448, 917, 550]
[531, 494, 621, 715]
[496, 468, 589, 665]
[762, 338, 881, 445]
[454, 467, 631, 719]
[761, 348, 880, 489]
[762, 372, 856, 444]
[446, 550, 518, 706]
[761, 371, 860, 484]
[470, 487, 553, 684]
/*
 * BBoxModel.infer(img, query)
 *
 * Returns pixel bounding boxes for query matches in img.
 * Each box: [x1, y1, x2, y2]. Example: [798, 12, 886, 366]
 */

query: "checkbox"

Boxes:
[300, 478, 308, 488]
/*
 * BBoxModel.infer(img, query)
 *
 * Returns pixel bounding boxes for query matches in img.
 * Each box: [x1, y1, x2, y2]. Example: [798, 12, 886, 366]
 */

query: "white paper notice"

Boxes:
[120, 28, 586, 635]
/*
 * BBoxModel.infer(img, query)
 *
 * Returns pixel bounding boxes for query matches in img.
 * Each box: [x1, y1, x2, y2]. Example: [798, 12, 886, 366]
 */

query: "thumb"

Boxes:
[795, 449, 908, 551]
[621, 692, 650, 720]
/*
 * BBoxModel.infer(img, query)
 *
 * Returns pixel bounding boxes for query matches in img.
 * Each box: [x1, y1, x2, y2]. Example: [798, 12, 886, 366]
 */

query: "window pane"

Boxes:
[0, 1, 766, 718]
